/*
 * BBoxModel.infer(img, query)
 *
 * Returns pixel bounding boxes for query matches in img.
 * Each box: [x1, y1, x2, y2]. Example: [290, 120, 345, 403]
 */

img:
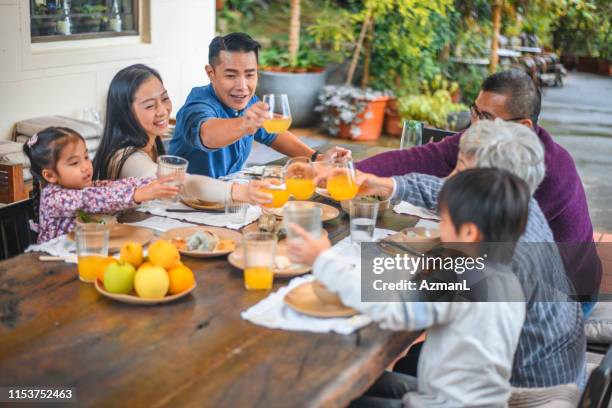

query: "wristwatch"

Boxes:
[310, 150, 320, 162]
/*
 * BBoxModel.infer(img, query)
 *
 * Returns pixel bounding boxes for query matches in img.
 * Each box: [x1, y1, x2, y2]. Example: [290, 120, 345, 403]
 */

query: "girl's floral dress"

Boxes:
[36, 177, 150, 243]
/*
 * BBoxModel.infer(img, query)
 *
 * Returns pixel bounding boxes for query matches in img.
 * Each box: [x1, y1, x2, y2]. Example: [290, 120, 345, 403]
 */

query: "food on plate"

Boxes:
[187, 231, 219, 251]
[215, 239, 236, 252]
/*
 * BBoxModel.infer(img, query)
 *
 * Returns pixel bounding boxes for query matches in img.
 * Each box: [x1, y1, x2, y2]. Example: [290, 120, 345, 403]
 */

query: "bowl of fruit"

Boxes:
[94, 240, 196, 305]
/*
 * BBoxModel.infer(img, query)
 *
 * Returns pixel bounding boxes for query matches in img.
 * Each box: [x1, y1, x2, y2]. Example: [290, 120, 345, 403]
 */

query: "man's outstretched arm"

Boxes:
[356, 133, 463, 177]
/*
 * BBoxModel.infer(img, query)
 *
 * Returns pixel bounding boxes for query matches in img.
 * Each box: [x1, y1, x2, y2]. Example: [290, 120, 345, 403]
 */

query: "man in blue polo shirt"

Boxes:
[170, 32, 334, 178]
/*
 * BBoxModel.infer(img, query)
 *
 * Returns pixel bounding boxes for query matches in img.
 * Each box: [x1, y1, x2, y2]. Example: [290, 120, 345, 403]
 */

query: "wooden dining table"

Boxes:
[0, 188, 423, 407]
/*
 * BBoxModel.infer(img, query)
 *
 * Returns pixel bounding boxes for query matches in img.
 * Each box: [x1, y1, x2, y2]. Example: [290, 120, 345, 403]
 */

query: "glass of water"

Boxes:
[283, 201, 322, 241]
[157, 155, 188, 202]
[399, 120, 423, 150]
[226, 201, 249, 224]
[349, 199, 379, 244]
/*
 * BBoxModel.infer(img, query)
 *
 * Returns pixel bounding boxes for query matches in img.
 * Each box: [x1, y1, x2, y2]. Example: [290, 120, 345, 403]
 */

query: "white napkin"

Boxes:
[137, 201, 261, 230]
[241, 275, 372, 335]
[393, 201, 440, 221]
[25, 234, 78, 263]
[124, 216, 197, 233]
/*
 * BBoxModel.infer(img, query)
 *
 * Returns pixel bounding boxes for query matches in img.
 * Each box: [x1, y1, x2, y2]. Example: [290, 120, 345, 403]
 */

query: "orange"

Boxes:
[148, 240, 181, 269]
[167, 264, 196, 295]
[96, 257, 119, 283]
[120, 242, 144, 267]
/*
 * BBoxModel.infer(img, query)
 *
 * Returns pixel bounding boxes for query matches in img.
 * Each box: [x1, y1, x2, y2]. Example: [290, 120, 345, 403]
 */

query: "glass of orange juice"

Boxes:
[326, 158, 359, 201]
[260, 165, 290, 209]
[285, 157, 316, 200]
[243, 232, 277, 290]
[262, 94, 292, 133]
[75, 223, 110, 283]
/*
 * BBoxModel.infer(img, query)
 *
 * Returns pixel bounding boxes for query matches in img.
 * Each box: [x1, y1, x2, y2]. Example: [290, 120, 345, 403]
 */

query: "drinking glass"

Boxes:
[243, 232, 277, 290]
[157, 155, 188, 202]
[326, 157, 359, 201]
[260, 165, 290, 209]
[225, 201, 249, 224]
[283, 201, 322, 242]
[349, 199, 379, 244]
[284, 157, 316, 200]
[262, 94, 292, 133]
[75, 224, 110, 282]
[399, 120, 423, 149]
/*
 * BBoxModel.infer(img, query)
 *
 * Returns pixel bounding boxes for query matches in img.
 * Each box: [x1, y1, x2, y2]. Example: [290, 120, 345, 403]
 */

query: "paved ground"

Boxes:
[539, 73, 612, 233]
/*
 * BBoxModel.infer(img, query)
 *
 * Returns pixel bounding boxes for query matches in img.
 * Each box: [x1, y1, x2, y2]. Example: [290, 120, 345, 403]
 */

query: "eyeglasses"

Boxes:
[469, 104, 525, 122]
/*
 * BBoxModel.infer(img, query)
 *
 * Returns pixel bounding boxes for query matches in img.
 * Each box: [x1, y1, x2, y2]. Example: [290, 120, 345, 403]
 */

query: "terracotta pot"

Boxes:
[577, 56, 599, 73]
[383, 98, 402, 137]
[338, 96, 389, 141]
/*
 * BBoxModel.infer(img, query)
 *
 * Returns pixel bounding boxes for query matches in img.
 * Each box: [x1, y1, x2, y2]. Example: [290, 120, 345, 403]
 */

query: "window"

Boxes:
[30, 0, 138, 43]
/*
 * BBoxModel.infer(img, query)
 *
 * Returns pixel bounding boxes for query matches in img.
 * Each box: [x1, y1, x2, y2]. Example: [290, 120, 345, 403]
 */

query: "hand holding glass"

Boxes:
[157, 155, 188, 201]
[262, 94, 292, 133]
[259, 165, 290, 209]
[285, 157, 316, 200]
[326, 158, 359, 201]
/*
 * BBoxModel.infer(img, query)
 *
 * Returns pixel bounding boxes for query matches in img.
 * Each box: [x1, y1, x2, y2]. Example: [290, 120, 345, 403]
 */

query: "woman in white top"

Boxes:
[93, 64, 270, 205]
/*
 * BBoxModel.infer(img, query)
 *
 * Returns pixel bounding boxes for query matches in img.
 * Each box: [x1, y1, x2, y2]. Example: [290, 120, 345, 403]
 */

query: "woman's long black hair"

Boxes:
[93, 64, 166, 180]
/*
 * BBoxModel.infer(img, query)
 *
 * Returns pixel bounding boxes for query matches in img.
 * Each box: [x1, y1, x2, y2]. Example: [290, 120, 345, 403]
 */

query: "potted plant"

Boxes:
[396, 79, 468, 131]
[257, 1, 353, 127]
[316, 85, 389, 140]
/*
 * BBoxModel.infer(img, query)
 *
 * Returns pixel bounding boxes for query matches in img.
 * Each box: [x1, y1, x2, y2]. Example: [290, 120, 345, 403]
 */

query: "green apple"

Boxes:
[104, 262, 136, 294]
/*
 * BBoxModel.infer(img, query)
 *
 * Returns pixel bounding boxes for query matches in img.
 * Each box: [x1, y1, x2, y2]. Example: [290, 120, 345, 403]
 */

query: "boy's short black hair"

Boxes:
[208, 32, 261, 66]
[438, 168, 530, 242]
[481, 69, 542, 125]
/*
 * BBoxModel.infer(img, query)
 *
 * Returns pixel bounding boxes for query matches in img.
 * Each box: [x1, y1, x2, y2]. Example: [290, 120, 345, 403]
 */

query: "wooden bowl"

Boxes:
[311, 279, 345, 308]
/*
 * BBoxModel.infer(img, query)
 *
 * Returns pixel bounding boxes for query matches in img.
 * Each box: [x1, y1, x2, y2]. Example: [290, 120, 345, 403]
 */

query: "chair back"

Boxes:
[0, 198, 36, 260]
[578, 346, 612, 408]
[422, 127, 457, 144]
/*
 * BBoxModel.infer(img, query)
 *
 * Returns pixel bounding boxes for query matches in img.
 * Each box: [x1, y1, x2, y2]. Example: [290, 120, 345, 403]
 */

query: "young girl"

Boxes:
[23, 127, 179, 243]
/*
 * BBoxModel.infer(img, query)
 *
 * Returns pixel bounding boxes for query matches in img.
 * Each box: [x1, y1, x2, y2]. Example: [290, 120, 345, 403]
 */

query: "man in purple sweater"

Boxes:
[357, 69, 601, 305]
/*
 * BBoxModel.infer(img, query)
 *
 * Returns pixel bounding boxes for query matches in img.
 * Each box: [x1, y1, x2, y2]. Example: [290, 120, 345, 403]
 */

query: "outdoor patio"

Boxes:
[1, 1, 612, 407]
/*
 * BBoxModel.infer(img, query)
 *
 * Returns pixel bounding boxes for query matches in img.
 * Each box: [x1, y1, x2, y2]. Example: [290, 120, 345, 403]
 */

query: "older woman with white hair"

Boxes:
[350, 119, 587, 389]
